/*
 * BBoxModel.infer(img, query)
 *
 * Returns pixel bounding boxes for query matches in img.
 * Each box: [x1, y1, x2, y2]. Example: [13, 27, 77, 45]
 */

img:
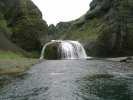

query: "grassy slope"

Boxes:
[0, 27, 27, 56]
[0, 51, 42, 75]
[55, 12, 104, 42]
[0, 0, 46, 76]
[0, 20, 41, 76]
[64, 18, 103, 41]
[56, 0, 133, 57]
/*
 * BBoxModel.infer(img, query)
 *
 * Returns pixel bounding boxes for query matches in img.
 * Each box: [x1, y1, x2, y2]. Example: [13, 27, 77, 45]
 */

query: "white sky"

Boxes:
[31, 0, 92, 25]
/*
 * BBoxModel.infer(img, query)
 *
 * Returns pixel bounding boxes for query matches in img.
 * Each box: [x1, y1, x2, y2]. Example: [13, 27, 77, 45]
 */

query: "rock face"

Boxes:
[54, 0, 133, 57]
[0, 0, 26, 55]
[1, 0, 133, 57]
[48, 24, 57, 39]
[0, 0, 48, 52]
[0, 28, 27, 56]
[94, 0, 133, 56]
[44, 42, 59, 59]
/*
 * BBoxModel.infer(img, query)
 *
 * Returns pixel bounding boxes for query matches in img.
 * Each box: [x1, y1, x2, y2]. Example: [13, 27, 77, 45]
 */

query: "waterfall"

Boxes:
[40, 40, 87, 59]
[40, 41, 53, 59]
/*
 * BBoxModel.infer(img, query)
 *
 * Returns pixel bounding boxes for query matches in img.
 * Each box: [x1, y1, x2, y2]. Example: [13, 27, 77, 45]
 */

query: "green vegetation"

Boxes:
[54, 17, 104, 42]
[64, 18, 103, 41]
[0, 51, 21, 59]
[94, 0, 133, 56]
[53, 0, 133, 57]
[1, 0, 133, 76]
[6, 0, 48, 51]
[0, 51, 42, 75]
[0, 0, 47, 76]
[26, 51, 40, 58]
[0, 50, 40, 59]
[0, 58, 42, 75]
[55, 22, 72, 39]
[0, 20, 12, 38]
[44, 43, 59, 59]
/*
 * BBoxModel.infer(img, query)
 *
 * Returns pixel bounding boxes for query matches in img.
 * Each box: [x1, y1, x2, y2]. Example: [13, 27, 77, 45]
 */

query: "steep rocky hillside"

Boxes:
[0, 0, 26, 55]
[5, 0, 48, 51]
[0, 28, 27, 56]
[54, 0, 133, 57]
[0, 0, 48, 54]
[1, 0, 133, 57]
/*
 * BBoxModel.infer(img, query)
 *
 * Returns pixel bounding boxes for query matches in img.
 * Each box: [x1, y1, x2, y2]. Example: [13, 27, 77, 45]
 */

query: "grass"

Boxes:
[0, 58, 42, 75]
[0, 20, 12, 37]
[26, 51, 40, 58]
[0, 51, 43, 75]
[64, 18, 103, 41]
[0, 51, 21, 59]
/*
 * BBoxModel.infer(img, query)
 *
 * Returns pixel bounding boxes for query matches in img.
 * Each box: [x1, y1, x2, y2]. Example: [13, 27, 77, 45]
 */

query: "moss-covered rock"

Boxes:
[4, 0, 48, 51]
[0, 0, 49, 57]
[94, 0, 133, 57]
[44, 42, 59, 59]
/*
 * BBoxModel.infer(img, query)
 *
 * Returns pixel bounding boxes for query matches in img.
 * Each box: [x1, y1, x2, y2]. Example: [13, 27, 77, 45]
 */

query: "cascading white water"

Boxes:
[40, 40, 87, 59]
[40, 41, 53, 59]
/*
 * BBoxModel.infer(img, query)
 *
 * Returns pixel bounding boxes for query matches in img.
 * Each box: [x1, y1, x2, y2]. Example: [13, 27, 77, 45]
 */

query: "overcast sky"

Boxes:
[31, 0, 92, 25]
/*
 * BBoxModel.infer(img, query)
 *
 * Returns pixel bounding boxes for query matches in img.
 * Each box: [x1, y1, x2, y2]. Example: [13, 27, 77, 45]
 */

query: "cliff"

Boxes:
[54, 0, 133, 57]
[1, 0, 133, 57]
[0, 0, 48, 55]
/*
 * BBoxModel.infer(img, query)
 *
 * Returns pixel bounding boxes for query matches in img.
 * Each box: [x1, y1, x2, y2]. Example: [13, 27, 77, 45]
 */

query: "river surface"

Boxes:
[0, 59, 133, 100]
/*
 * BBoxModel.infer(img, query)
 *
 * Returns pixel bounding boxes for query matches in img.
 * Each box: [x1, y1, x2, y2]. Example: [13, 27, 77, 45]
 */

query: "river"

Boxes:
[0, 59, 133, 100]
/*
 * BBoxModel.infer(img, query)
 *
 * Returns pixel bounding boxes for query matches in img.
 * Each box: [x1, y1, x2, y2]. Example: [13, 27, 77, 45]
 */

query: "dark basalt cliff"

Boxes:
[0, 0, 48, 54]
[53, 0, 133, 57]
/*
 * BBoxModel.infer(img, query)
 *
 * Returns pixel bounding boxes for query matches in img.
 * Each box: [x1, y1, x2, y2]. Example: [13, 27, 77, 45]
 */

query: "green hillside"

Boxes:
[52, 0, 133, 57]
[0, 0, 49, 58]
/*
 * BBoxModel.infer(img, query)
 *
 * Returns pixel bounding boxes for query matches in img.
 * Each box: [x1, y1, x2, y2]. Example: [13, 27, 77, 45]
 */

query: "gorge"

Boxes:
[0, 0, 133, 57]
[0, 0, 133, 100]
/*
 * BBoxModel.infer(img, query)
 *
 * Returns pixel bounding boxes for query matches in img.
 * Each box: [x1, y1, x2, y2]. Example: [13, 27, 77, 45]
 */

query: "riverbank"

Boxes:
[105, 56, 133, 62]
[0, 50, 43, 76]
[86, 56, 133, 62]
[1, 55, 133, 76]
[0, 58, 43, 76]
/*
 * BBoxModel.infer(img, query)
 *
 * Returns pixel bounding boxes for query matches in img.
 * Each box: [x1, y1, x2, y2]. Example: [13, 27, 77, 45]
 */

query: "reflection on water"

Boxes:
[0, 60, 133, 100]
